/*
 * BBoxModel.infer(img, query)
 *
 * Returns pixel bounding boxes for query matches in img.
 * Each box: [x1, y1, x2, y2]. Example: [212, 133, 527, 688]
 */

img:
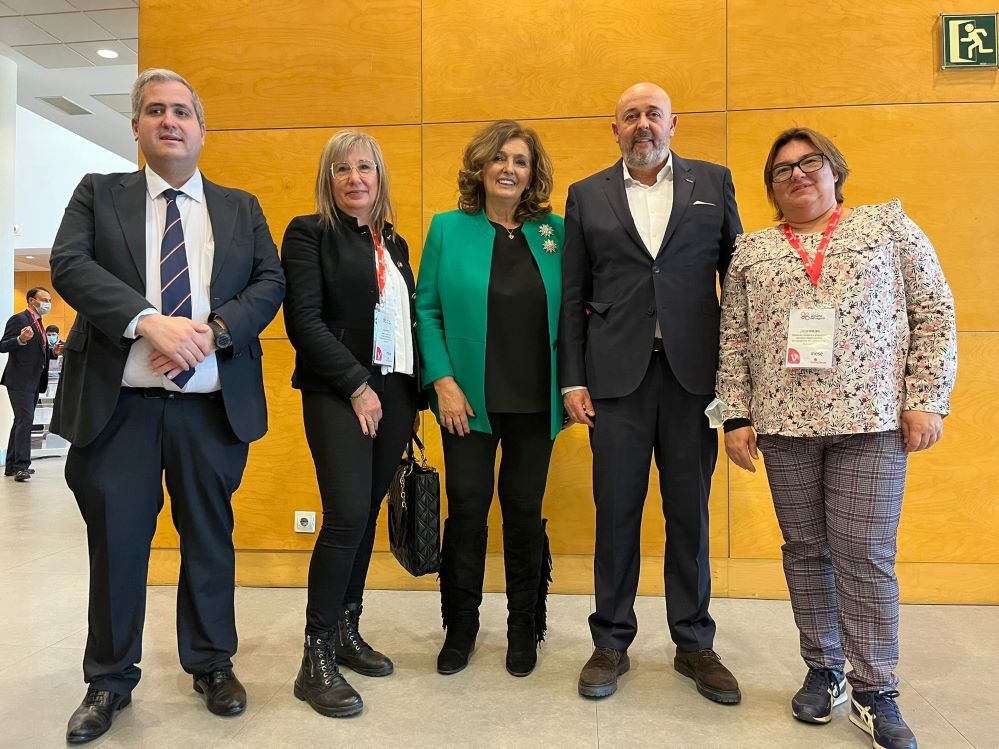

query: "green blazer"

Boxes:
[415, 209, 565, 439]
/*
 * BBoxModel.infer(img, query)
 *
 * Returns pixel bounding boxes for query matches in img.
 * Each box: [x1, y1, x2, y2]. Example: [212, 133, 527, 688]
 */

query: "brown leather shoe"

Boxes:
[578, 647, 629, 698]
[674, 648, 741, 704]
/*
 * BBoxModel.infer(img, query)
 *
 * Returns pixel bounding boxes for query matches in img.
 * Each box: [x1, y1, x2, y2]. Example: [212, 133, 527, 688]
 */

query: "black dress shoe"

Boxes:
[66, 688, 131, 744]
[4, 468, 33, 476]
[13, 470, 30, 482]
[193, 667, 246, 716]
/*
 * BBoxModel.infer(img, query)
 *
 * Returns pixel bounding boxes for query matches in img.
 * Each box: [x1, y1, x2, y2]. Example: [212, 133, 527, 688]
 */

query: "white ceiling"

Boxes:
[0, 0, 138, 161]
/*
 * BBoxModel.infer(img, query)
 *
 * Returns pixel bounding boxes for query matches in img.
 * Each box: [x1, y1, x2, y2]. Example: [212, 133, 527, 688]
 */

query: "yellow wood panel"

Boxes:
[138, 0, 421, 129]
[729, 0, 999, 111]
[420, 114, 727, 255]
[197, 125, 423, 340]
[422, 0, 726, 122]
[728, 104, 999, 331]
[728, 333, 999, 565]
[150, 551, 999, 603]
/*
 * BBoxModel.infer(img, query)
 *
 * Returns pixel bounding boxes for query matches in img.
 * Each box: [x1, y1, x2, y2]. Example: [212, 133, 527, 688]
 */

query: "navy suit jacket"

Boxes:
[0, 309, 54, 393]
[49, 170, 285, 447]
[558, 154, 742, 398]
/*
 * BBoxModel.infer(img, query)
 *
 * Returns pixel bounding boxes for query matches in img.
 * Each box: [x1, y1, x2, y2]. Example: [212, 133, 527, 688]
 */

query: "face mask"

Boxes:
[36, 301, 52, 315]
[47, 334, 59, 346]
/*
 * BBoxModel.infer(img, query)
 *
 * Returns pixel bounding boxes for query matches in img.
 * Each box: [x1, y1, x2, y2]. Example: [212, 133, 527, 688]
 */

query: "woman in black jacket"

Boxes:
[282, 130, 420, 718]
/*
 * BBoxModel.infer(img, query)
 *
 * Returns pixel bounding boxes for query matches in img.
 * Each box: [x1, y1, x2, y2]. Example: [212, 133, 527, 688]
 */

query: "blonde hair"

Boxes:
[315, 130, 395, 235]
[457, 120, 553, 223]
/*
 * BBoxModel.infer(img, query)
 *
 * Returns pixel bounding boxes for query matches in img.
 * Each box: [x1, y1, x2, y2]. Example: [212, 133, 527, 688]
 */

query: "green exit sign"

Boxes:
[941, 13, 998, 68]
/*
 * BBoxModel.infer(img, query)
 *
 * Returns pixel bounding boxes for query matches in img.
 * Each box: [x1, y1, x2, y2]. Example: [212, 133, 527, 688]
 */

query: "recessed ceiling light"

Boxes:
[25, 256, 35, 260]
[96, 49, 119, 59]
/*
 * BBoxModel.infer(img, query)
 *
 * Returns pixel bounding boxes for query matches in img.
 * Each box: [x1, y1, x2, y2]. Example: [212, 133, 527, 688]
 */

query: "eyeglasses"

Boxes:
[331, 161, 377, 180]
[770, 153, 826, 183]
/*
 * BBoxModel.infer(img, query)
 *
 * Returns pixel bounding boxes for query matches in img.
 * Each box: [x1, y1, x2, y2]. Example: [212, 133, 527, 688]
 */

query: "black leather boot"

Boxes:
[334, 602, 394, 677]
[437, 520, 487, 675]
[293, 634, 363, 717]
[503, 517, 552, 677]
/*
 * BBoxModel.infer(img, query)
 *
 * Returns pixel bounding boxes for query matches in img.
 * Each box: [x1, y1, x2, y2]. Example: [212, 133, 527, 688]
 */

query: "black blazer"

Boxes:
[559, 154, 742, 398]
[49, 170, 285, 447]
[0, 310, 55, 393]
[281, 212, 421, 400]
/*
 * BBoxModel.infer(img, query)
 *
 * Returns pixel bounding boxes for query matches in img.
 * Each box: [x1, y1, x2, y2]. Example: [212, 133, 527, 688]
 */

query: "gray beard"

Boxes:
[624, 139, 669, 169]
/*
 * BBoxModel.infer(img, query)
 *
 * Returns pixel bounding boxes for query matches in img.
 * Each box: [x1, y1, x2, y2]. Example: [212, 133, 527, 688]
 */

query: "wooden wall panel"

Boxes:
[139, 0, 421, 129]
[728, 104, 999, 331]
[420, 114, 727, 243]
[729, 0, 999, 111]
[422, 0, 726, 122]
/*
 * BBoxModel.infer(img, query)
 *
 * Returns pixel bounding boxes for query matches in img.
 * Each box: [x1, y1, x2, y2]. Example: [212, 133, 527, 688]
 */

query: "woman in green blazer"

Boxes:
[415, 120, 564, 679]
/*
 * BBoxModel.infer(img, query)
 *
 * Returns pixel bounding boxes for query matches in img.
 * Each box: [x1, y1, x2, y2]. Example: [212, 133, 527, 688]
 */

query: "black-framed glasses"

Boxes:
[770, 153, 826, 183]
[331, 161, 377, 180]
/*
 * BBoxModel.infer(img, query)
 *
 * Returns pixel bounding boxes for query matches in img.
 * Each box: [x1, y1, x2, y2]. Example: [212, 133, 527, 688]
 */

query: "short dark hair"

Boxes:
[763, 127, 850, 221]
[26, 286, 49, 302]
[46, 324, 60, 334]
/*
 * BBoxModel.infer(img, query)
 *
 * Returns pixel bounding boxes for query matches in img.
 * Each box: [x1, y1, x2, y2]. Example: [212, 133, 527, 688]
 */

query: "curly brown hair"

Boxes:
[457, 120, 554, 223]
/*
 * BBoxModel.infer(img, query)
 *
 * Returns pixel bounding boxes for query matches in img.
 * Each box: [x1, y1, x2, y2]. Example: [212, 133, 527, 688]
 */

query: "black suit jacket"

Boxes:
[49, 170, 285, 448]
[0, 310, 55, 393]
[558, 154, 742, 398]
[281, 212, 422, 400]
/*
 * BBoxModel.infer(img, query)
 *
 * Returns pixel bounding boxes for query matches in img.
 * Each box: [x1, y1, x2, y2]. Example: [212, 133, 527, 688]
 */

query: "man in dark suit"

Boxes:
[50, 68, 284, 744]
[1, 287, 61, 481]
[560, 83, 743, 703]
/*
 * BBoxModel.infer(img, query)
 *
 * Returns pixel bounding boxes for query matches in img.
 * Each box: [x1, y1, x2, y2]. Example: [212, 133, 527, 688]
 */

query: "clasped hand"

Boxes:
[138, 314, 213, 380]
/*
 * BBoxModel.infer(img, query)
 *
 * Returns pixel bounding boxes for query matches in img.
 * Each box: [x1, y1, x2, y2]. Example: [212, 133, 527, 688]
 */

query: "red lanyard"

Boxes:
[782, 204, 842, 287]
[30, 312, 46, 344]
[372, 230, 387, 300]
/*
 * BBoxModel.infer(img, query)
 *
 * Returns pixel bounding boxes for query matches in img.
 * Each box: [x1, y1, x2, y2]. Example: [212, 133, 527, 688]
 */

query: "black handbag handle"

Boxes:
[406, 431, 430, 468]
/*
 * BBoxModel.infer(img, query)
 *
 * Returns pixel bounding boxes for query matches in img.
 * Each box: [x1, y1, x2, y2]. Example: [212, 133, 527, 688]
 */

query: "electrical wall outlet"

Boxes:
[294, 510, 316, 533]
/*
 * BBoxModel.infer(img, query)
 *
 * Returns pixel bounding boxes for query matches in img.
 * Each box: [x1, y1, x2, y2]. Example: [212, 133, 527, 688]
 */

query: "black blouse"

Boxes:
[484, 222, 550, 413]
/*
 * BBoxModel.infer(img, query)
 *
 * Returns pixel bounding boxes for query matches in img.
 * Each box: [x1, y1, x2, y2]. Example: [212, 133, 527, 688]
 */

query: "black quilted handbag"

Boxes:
[386, 432, 441, 576]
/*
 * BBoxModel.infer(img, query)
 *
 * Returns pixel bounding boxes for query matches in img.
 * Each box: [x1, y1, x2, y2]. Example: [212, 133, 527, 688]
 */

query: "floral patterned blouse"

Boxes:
[715, 199, 957, 437]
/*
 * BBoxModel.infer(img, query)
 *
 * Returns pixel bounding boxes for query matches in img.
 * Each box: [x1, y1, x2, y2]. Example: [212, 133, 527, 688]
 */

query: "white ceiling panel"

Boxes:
[121, 36, 136, 53]
[5, 0, 75, 12]
[92, 91, 130, 113]
[13, 42, 91, 68]
[0, 17, 58, 45]
[29, 12, 115, 42]
[69, 38, 136, 65]
[0, 3, 18, 18]
[85, 7, 135, 37]
[68, 0, 135, 9]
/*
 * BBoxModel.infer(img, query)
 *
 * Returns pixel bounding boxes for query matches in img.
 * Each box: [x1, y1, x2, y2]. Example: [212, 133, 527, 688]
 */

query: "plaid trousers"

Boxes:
[758, 430, 908, 692]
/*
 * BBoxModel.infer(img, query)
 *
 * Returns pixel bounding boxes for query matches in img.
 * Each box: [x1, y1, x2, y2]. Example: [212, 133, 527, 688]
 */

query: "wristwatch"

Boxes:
[207, 319, 233, 349]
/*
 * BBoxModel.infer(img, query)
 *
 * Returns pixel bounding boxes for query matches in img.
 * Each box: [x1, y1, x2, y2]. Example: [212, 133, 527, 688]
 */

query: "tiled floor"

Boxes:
[1, 458, 995, 748]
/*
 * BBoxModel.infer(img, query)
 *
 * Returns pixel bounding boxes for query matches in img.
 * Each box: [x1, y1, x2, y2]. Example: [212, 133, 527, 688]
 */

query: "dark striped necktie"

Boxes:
[160, 188, 195, 387]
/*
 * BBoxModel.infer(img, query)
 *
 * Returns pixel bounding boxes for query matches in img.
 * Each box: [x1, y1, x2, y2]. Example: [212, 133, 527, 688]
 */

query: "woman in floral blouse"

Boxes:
[713, 127, 956, 749]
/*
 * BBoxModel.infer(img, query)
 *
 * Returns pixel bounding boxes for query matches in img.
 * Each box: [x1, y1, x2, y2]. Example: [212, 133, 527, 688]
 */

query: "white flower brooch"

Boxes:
[539, 224, 558, 253]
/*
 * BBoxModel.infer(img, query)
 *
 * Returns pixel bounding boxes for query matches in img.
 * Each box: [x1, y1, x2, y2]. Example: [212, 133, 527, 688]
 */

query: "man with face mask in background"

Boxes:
[1, 287, 61, 481]
[559, 83, 744, 704]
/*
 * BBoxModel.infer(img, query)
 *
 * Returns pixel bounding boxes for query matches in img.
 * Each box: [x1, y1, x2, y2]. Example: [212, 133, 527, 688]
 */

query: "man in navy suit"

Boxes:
[1, 287, 61, 481]
[560, 83, 743, 703]
[51, 68, 284, 744]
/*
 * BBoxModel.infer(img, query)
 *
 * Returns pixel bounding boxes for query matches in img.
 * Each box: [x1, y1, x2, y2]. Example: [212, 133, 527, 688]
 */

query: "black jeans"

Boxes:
[5, 388, 38, 472]
[441, 411, 554, 539]
[302, 373, 418, 636]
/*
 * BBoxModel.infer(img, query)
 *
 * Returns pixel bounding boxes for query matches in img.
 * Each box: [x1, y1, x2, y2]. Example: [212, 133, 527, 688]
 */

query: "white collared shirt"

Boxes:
[121, 166, 220, 392]
[622, 155, 674, 259]
[375, 231, 414, 376]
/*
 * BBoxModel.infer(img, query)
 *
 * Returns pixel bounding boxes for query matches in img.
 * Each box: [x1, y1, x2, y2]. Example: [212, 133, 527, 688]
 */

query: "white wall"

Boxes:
[14, 105, 136, 251]
[1, 57, 17, 460]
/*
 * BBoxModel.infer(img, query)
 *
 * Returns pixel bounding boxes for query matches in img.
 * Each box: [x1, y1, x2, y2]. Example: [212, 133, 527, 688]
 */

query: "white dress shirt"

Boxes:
[622, 155, 673, 259]
[375, 232, 414, 376]
[121, 166, 221, 392]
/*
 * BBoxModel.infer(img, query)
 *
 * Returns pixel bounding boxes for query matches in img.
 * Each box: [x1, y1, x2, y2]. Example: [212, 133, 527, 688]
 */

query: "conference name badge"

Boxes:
[372, 303, 396, 369]
[785, 307, 835, 369]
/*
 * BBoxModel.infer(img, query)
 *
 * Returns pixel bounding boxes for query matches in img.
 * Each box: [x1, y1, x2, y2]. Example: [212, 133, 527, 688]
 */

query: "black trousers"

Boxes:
[441, 411, 554, 547]
[303, 373, 418, 636]
[66, 390, 249, 696]
[5, 388, 38, 472]
[588, 351, 718, 652]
